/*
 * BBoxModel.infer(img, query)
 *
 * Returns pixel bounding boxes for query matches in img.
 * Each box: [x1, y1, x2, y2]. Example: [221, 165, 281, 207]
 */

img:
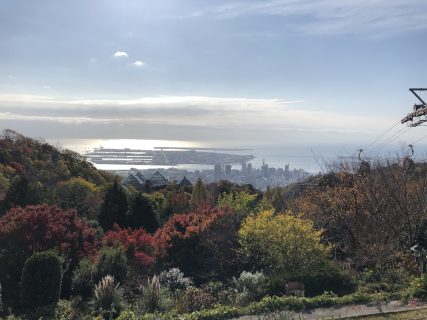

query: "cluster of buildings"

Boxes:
[122, 169, 191, 191]
[119, 161, 309, 191]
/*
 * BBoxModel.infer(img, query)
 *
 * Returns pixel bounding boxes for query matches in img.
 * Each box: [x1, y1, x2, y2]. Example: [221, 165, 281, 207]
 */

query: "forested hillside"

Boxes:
[0, 129, 113, 216]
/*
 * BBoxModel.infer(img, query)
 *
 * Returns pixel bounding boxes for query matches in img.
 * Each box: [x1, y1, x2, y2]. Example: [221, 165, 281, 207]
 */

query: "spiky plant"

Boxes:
[141, 275, 161, 312]
[93, 275, 124, 319]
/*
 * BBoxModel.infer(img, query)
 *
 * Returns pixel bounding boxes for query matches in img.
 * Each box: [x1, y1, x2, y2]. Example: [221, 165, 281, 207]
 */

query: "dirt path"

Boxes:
[235, 300, 427, 320]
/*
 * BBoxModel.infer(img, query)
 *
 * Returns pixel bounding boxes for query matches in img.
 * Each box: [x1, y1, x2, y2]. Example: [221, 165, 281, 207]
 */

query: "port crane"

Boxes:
[401, 88, 427, 127]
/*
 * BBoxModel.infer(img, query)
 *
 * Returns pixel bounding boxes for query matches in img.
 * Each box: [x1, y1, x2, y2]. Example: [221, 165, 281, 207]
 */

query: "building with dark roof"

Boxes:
[178, 176, 192, 187]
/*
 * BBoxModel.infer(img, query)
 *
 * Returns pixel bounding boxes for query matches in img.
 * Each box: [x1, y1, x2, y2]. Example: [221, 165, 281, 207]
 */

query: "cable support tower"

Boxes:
[401, 88, 427, 127]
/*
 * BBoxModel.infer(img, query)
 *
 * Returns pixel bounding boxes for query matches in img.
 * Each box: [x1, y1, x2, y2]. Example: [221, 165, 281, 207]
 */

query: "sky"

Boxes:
[1, 0, 427, 152]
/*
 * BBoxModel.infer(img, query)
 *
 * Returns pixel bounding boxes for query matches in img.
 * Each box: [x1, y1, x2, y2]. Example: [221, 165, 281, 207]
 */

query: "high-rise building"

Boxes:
[241, 162, 247, 175]
[261, 163, 269, 178]
[214, 164, 221, 181]
[277, 168, 284, 176]
[284, 164, 290, 179]
[225, 164, 232, 175]
[269, 167, 276, 176]
[247, 163, 252, 175]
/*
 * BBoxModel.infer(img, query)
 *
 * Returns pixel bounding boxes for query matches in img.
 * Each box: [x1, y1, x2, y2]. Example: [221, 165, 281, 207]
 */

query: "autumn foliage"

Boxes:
[0, 204, 97, 305]
[103, 225, 158, 269]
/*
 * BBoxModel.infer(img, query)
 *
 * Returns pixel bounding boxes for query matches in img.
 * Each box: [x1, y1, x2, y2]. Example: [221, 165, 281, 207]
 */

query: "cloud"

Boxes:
[0, 93, 417, 146]
[113, 51, 128, 58]
[0, 93, 389, 134]
[132, 60, 145, 67]
[195, 0, 427, 37]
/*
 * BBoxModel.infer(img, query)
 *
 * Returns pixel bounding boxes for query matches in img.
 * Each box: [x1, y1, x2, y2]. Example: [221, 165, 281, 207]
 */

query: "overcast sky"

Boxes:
[1, 0, 427, 149]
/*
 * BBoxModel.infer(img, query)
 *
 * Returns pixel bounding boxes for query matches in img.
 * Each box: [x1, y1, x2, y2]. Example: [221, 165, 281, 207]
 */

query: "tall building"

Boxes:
[261, 163, 269, 178]
[269, 167, 276, 176]
[247, 163, 252, 175]
[214, 164, 221, 181]
[284, 164, 290, 179]
[225, 164, 232, 175]
[241, 162, 247, 175]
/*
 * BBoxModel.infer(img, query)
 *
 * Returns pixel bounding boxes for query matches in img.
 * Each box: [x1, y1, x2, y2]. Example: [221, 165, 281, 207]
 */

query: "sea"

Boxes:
[46, 138, 427, 174]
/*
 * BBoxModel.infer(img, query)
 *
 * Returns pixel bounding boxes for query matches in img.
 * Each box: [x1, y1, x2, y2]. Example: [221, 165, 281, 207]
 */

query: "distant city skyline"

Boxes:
[1, 0, 427, 150]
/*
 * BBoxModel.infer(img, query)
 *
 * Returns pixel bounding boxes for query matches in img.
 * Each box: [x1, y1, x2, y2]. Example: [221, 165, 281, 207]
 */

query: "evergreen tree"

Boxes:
[99, 180, 128, 231]
[190, 178, 208, 208]
[20, 251, 62, 310]
[127, 193, 159, 233]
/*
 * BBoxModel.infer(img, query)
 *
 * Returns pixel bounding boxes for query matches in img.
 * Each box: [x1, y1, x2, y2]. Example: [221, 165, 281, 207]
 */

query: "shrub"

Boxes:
[269, 263, 356, 297]
[72, 258, 96, 299]
[300, 264, 355, 297]
[176, 287, 216, 313]
[159, 268, 193, 293]
[93, 275, 124, 319]
[96, 246, 129, 283]
[102, 226, 158, 269]
[20, 251, 62, 310]
[117, 310, 138, 320]
[239, 210, 330, 273]
[233, 271, 268, 305]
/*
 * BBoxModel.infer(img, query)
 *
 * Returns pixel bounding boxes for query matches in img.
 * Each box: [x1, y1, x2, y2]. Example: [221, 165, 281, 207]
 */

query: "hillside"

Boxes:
[0, 129, 114, 215]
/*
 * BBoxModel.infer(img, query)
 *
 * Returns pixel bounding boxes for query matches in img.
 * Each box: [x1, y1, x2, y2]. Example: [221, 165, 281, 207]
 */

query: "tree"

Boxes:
[99, 180, 128, 231]
[103, 225, 158, 269]
[294, 162, 427, 269]
[2, 175, 43, 211]
[239, 210, 330, 273]
[20, 251, 62, 310]
[55, 177, 100, 218]
[127, 193, 159, 233]
[96, 246, 129, 283]
[155, 206, 234, 282]
[190, 178, 208, 208]
[217, 191, 257, 217]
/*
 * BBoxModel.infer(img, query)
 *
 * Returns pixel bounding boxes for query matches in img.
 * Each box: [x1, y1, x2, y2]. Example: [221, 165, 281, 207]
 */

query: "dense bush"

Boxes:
[96, 246, 129, 283]
[268, 263, 356, 297]
[72, 258, 96, 299]
[232, 271, 268, 305]
[159, 268, 193, 293]
[239, 210, 330, 273]
[175, 287, 216, 313]
[155, 206, 235, 282]
[20, 251, 62, 310]
[103, 225, 158, 269]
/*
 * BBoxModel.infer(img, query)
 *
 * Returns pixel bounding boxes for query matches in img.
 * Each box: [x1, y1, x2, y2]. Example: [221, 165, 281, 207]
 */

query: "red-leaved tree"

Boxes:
[155, 205, 238, 282]
[103, 224, 158, 269]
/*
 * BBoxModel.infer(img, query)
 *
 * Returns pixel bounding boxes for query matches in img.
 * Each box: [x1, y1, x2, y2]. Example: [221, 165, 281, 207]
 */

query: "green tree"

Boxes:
[217, 191, 257, 217]
[190, 178, 208, 208]
[20, 251, 62, 310]
[96, 246, 129, 283]
[99, 180, 128, 230]
[127, 193, 159, 233]
[55, 177, 99, 218]
[144, 192, 168, 223]
[2, 175, 43, 211]
[239, 210, 330, 273]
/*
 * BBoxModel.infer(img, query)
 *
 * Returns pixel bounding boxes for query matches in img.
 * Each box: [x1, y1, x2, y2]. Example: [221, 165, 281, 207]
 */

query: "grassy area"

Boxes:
[347, 308, 427, 320]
